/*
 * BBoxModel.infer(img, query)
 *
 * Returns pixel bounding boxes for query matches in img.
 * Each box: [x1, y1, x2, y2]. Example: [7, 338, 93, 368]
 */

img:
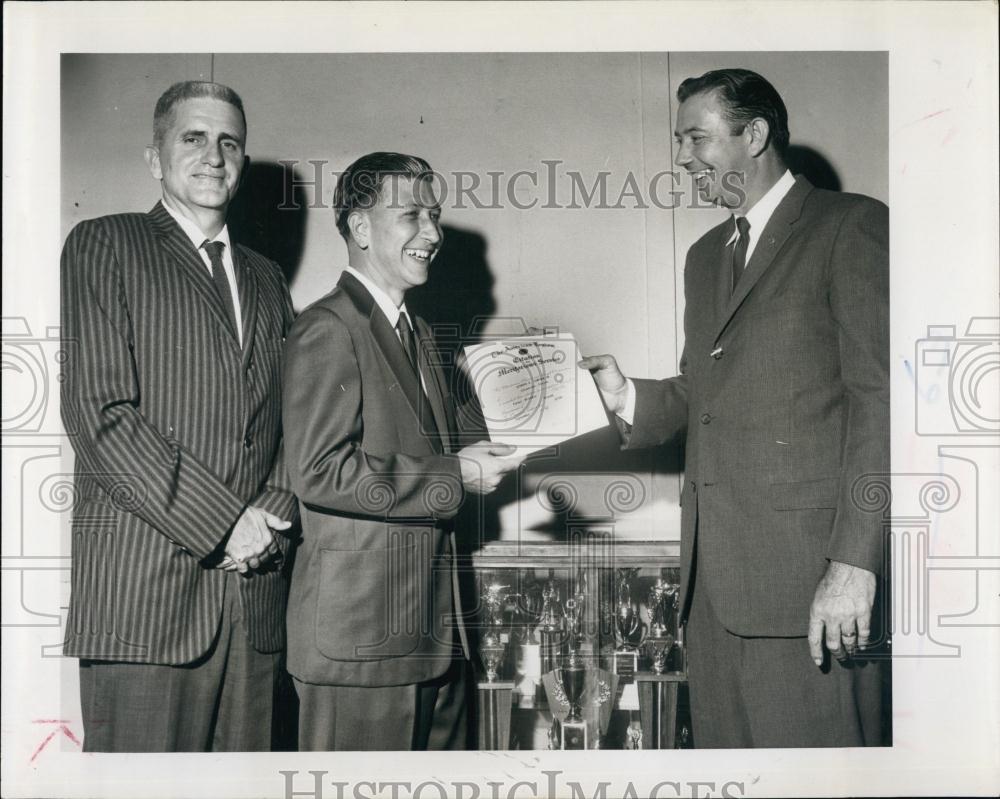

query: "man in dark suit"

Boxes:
[282, 152, 519, 750]
[60, 81, 296, 751]
[582, 69, 889, 747]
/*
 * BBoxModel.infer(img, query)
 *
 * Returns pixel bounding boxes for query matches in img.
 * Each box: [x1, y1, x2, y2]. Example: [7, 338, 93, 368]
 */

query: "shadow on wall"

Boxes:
[408, 224, 686, 542]
[228, 161, 309, 286]
[483, 428, 685, 540]
[785, 145, 842, 193]
[408, 224, 497, 338]
[410, 223, 500, 452]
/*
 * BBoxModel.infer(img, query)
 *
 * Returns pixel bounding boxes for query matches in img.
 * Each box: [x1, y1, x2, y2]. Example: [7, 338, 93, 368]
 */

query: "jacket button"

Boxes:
[700, 413, 712, 425]
[690, 481, 697, 493]
[710, 346, 724, 360]
[243, 435, 253, 449]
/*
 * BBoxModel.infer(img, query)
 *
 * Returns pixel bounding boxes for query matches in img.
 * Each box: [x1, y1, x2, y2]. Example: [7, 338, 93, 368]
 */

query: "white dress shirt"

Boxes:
[723, 168, 796, 264]
[618, 169, 796, 424]
[161, 200, 243, 346]
[344, 267, 427, 392]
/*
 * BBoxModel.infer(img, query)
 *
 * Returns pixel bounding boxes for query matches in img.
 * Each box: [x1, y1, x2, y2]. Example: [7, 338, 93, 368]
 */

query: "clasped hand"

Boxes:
[457, 441, 523, 495]
[218, 505, 292, 575]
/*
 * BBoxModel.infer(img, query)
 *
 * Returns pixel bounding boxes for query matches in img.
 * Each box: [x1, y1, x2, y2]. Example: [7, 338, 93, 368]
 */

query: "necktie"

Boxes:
[731, 216, 751, 292]
[396, 312, 443, 444]
[395, 312, 419, 375]
[202, 240, 238, 338]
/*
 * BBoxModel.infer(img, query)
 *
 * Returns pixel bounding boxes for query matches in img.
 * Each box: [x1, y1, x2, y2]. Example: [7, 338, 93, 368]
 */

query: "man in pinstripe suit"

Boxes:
[60, 81, 297, 752]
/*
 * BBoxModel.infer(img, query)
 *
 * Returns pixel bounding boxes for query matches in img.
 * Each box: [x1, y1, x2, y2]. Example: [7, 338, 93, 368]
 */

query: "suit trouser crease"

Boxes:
[79, 573, 279, 752]
[685, 529, 883, 748]
[293, 660, 469, 751]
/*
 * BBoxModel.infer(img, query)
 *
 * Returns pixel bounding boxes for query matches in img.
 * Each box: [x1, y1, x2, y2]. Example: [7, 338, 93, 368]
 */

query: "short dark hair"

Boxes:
[153, 81, 246, 146]
[677, 68, 790, 156]
[333, 152, 434, 242]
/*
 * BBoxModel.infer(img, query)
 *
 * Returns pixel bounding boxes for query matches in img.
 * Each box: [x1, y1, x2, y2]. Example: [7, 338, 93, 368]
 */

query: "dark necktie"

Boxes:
[202, 240, 239, 338]
[731, 216, 751, 292]
[395, 312, 419, 376]
[396, 311, 444, 444]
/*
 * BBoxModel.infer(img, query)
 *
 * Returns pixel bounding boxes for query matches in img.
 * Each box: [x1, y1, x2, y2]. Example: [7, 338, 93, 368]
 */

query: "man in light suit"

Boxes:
[60, 81, 296, 751]
[282, 152, 519, 750]
[582, 69, 889, 747]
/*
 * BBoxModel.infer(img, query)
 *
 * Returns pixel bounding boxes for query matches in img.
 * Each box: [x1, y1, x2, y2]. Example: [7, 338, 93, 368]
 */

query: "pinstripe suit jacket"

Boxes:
[60, 201, 297, 665]
[625, 176, 889, 637]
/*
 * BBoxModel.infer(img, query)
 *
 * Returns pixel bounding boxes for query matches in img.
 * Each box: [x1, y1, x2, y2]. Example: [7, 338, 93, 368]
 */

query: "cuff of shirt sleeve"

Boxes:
[617, 379, 636, 426]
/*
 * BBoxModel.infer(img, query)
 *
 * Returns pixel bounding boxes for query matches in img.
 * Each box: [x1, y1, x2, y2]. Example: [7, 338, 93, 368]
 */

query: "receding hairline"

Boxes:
[152, 81, 247, 146]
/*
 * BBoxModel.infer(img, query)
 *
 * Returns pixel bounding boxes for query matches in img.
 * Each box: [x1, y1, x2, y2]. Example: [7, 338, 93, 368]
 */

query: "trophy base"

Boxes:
[635, 672, 683, 749]
[477, 680, 515, 750]
[559, 719, 588, 750]
[612, 649, 639, 680]
[613, 648, 640, 711]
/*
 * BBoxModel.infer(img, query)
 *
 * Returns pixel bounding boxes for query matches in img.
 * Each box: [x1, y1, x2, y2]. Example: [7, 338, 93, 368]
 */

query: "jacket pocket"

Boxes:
[769, 477, 839, 510]
[315, 542, 423, 661]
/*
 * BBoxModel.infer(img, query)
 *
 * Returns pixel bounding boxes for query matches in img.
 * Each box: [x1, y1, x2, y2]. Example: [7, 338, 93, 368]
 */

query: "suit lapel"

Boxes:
[338, 272, 443, 454]
[713, 176, 813, 343]
[415, 317, 455, 453]
[713, 224, 737, 329]
[147, 202, 241, 351]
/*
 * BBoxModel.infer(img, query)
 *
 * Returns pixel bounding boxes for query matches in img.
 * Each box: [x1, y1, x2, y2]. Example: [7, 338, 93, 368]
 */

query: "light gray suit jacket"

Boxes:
[282, 272, 470, 687]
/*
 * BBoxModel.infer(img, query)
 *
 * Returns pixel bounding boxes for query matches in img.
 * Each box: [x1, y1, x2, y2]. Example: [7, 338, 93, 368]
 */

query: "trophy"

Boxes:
[612, 568, 645, 679]
[567, 568, 589, 650]
[477, 575, 516, 749]
[538, 571, 565, 675]
[645, 577, 679, 674]
[557, 648, 588, 749]
[512, 571, 545, 707]
[564, 597, 583, 651]
[478, 576, 510, 682]
[514, 571, 544, 644]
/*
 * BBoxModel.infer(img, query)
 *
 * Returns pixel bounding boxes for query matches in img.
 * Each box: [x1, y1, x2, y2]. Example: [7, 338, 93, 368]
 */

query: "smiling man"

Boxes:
[282, 152, 520, 750]
[60, 81, 297, 751]
[582, 69, 889, 747]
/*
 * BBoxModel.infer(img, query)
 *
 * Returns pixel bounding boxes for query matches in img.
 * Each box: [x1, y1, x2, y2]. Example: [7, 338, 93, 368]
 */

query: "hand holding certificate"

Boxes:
[462, 333, 609, 454]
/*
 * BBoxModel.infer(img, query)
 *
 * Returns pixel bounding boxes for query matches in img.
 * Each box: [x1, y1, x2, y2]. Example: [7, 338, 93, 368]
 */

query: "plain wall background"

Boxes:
[61, 51, 887, 540]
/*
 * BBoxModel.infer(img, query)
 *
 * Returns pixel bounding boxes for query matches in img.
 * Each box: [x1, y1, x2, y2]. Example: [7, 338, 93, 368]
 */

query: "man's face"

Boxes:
[357, 176, 443, 297]
[673, 89, 752, 210]
[146, 97, 246, 218]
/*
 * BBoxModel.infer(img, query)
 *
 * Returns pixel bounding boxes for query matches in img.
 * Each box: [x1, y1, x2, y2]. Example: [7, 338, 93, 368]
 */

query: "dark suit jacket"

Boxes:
[60, 201, 297, 665]
[625, 176, 889, 637]
[282, 272, 469, 687]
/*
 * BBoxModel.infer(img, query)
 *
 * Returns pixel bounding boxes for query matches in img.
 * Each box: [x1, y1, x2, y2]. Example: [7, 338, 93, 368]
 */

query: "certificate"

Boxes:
[462, 334, 609, 452]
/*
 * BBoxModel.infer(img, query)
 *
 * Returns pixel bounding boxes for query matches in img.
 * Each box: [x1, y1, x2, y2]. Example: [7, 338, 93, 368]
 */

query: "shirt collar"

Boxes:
[161, 199, 232, 255]
[344, 266, 411, 328]
[726, 169, 796, 245]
